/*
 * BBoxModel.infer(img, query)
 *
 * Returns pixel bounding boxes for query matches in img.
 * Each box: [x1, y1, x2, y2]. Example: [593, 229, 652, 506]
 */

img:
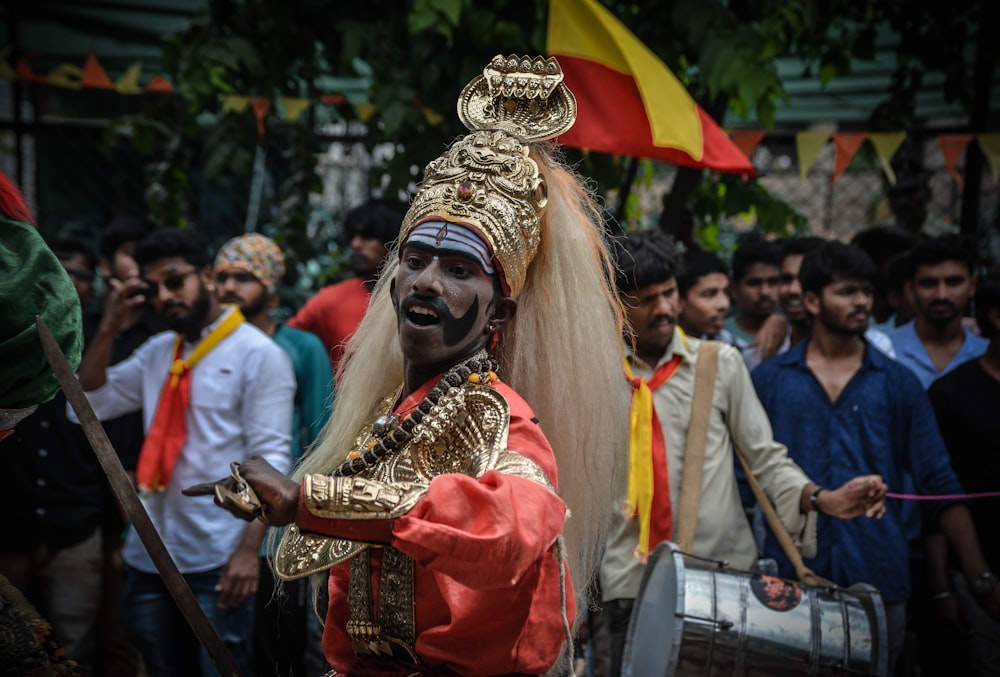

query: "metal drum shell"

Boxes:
[623, 542, 888, 676]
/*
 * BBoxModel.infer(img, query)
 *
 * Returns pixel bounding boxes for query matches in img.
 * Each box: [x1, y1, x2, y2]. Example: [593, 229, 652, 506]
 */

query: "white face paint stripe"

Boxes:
[403, 221, 496, 275]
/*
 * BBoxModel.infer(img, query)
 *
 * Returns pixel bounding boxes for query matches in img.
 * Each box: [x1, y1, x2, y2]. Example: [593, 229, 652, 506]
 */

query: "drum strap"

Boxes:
[733, 447, 833, 586]
[675, 340, 719, 553]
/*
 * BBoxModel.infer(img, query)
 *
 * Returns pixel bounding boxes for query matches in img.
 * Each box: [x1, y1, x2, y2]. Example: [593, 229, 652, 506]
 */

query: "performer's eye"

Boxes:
[405, 255, 426, 270]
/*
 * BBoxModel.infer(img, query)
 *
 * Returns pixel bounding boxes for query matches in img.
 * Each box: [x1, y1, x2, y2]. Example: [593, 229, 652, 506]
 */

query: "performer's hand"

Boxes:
[820, 475, 887, 520]
[183, 455, 300, 526]
[216, 538, 260, 609]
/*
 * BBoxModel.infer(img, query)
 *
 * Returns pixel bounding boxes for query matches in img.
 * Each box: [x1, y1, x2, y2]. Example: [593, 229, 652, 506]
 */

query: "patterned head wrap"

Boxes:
[214, 233, 286, 292]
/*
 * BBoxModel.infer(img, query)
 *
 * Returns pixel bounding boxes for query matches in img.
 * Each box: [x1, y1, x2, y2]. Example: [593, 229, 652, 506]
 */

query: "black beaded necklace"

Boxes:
[331, 351, 499, 477]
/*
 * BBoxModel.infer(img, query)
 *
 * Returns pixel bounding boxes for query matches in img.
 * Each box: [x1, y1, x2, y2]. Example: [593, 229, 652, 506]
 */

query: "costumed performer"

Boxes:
[186, 54, 629, 676]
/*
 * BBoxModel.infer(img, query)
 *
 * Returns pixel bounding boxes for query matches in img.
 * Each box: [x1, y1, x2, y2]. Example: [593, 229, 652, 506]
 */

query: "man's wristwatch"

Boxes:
[970, 572, 998, 596]
[810, 487, 826, 515]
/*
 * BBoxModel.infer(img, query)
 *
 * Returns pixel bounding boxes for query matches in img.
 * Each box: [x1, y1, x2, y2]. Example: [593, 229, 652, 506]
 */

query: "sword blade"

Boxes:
[35, 316, 241, 677]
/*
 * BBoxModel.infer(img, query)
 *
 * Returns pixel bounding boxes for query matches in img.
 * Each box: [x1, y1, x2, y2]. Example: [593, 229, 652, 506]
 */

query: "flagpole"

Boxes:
[614, 156, 639, 225]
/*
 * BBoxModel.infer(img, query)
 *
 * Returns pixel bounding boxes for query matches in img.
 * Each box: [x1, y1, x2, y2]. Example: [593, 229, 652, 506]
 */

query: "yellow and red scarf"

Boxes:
[137, 308, 244, 492]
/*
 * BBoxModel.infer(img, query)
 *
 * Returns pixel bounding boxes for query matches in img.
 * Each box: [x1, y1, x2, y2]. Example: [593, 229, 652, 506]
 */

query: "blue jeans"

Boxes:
[124, 567, 254, 677]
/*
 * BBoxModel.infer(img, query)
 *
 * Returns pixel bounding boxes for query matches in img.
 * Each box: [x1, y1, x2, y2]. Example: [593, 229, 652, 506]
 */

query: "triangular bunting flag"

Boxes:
[796, 131, 831, 181]
[355, 102, 377, 123]
[938, 134, 974, 185]
[221, 95, 251, 114]
[281, 97, 312, 122]
[115, 62, 143, 95]
[547, 0, 753, 173]
[976, 132, 1000, 183]
[15, 55, 46, 83]
[831, 133, 868, 184]
[80, 51, 114, 89]
[319, 93, 347, 106]
[730, 130, 766, 161]
[868, 132, 907, 185]
[421, 106, 444, 126]
[145, 74, 174, 94]
[250, 97, 272, 137]
[47, 64, 82, 90]
[0, 46, 14, 80]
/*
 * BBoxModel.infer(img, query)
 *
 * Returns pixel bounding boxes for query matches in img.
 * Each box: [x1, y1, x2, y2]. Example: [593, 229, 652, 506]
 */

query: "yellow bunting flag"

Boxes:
[221, 95, 251, 113]
[355, 102, 377, 123]
[796, 131, 831, 181]
[868, 132, 907, 185]
[831, 133, 868, 184]
[281, 97, 312, 122]
[0, 46, 14, 80]
[421, 106, 444, 126]
[47, 64, 82, 89]
[80, 51, 114, 89]
[115, 63, 143, 95]
[977, 132, 1000, 182]
[938, 134, 974, 185]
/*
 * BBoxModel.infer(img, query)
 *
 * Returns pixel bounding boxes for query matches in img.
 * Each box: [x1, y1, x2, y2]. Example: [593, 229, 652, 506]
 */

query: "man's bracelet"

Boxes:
[810, 487, 826, 515]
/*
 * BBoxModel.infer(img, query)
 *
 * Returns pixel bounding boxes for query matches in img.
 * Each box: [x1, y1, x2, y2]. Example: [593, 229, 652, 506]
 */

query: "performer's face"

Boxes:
[142, 256, 213, 339]
[391, 240, 514, 374]
[623, 278, 678, 365]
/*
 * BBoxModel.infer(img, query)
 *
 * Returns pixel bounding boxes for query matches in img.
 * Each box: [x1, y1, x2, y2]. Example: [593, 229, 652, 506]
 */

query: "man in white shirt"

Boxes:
[72, 227, 295, 676]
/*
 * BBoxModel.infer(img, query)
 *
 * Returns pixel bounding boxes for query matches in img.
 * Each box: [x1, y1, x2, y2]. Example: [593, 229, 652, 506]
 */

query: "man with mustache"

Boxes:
[186, 55, 627, 676]
[890, 235, 987, 389]
[752, 241, 996, 675]
[599, 230, 887, 677]
[212, 233, 332, 677]
[71, 227, 295, 676]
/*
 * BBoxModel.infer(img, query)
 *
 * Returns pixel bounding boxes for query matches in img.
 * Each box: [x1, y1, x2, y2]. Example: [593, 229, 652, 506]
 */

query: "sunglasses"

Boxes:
[143, 269, 199, 294]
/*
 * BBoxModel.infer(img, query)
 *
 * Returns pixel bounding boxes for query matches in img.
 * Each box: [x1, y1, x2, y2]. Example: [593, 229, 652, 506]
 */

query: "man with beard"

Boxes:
[752, 241, 997, 675]
[723, 238, 783, 371]
[890, 235, 987, 389]
[212, 233, 332, 677]
[599, 230, 886, 677]
[776, 236, 895, 358]
[185, 55, 629, 676]
[288, 199, 408, 375]
[71, 227, 295, 676]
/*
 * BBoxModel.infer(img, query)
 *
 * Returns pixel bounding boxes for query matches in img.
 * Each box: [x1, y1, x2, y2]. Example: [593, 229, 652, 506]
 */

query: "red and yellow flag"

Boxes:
[547, 0, 754, 174]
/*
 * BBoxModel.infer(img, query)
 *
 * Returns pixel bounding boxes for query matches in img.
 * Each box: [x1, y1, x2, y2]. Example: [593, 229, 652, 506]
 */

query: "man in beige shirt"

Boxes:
[597, 230, 887, 676]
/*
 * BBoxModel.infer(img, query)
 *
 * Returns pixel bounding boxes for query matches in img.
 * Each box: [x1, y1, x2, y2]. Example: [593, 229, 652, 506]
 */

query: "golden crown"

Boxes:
[399, 55, 577, 297]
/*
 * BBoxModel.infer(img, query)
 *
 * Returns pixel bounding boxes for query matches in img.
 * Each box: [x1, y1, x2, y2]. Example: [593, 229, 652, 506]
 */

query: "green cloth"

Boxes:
[0, 217, 82, 409]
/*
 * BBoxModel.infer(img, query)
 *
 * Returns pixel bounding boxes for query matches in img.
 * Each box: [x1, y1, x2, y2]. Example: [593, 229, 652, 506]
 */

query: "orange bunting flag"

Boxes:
[81, 51, 114, 89]
[796, 131, 831, 181]
[15, 56, 46, 84]
[319, 93, 347, 106]
[978, 132, 1000, 183]
[250, 97, 272, 137]
[831, 133, 868, 184]
[730, 129, 767, 161]
[938, 134, 974, 185]
[145, 75, 174, 94]
[547, 0, 754, 174]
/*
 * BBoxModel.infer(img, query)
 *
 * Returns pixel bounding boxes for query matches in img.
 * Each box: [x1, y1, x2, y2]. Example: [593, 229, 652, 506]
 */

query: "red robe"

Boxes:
[296, 381, 573, 676]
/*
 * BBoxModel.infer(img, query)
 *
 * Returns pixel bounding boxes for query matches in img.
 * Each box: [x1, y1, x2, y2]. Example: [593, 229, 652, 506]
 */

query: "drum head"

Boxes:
[623, 541, 685, 677]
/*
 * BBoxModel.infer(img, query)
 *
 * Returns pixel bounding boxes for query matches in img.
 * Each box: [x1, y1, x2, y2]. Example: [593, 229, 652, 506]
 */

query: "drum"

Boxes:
[623, 542, 888, 676]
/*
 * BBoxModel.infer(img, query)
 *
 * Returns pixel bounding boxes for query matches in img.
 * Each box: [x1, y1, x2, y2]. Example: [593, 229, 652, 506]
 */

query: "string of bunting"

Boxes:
[731, 128, 1000, 186]
[0, 48, 386, 137]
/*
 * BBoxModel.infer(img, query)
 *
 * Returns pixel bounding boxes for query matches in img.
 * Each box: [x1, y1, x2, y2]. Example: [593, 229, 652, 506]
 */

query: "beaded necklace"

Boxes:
[331, 351, 499, 477]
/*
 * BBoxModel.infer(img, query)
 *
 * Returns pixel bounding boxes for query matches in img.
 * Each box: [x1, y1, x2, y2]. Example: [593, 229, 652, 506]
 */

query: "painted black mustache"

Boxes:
[402, 293, 481, 347]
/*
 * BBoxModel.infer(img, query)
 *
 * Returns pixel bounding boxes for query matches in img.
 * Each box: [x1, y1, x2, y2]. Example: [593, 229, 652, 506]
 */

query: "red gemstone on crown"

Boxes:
[457, 181, 474, 200]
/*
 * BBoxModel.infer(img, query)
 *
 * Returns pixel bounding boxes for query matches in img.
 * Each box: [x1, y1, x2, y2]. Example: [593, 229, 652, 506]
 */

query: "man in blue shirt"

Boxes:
[890, 235, 988, 389]
[752, 241, 997, 675]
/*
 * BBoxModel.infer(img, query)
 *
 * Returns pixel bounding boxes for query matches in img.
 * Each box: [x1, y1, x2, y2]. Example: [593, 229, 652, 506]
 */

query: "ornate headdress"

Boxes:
[398, 55, 577, 297]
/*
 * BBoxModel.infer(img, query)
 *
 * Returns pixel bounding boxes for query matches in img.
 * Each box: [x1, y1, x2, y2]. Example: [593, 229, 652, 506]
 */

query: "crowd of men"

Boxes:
[2, 57, 998, 677]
